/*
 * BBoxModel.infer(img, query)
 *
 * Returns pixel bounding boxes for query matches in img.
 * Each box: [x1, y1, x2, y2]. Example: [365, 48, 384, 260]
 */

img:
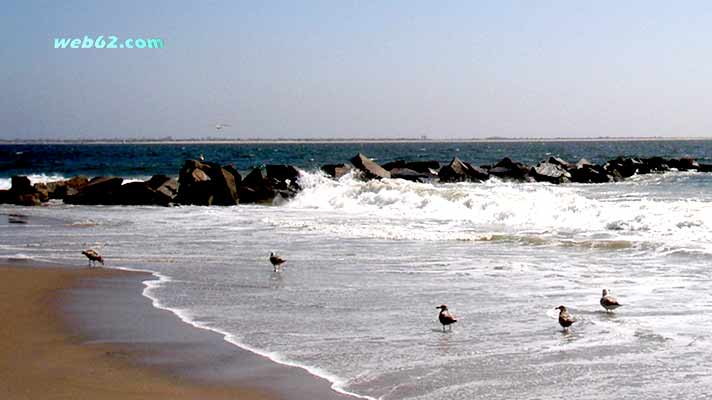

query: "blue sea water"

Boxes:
[2, 140, 712, 399]
[2, 140, 712, 179]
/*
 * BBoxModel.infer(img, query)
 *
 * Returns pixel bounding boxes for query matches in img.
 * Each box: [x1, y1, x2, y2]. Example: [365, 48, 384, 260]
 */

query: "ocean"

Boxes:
[2, 140, 712, 399]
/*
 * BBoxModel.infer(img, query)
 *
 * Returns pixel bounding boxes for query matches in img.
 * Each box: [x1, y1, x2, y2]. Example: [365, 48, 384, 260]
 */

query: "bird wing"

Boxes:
[560, 310, 575, 324]
[601, 295, 620, 306]
[440, 310, 457, 323]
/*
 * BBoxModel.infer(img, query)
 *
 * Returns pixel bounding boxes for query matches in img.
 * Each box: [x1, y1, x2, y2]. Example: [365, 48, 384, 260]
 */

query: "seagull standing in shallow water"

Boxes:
[600, 289, 622, 312]
[555, 305, 575, 331]
[436, 304, 458, 331]
[269, 252, 286, 272]
[81, 249, 104, 267]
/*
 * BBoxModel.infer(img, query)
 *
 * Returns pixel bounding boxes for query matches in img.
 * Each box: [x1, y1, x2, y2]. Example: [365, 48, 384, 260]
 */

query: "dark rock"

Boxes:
[489, 158, 530, 181]
[698, 163, 712, 173]
[116, 176, 176, 206]
[239, 167, 276, 204]
[2, 176, 50, 205]
[641, 157, 670, 172]
[205, 167, 239, 206]
[390, 168, 434, 183]
[381, 160, 440, 174]
[66, 176, 90, 190]
[0, 190, 9, 204]
[438, 157, 489, 183]
[547, 156, 573, 169]
[668, 157, 699, 171]
[321, 164, 352, 179]
[150, 175, 178, 201]
[530, 162, 571, 184]
[381, 160, 407, 171]
[14, 193, 41, 206]
[146, 175, 172, 190]
[570, 164, 614, 183]
[65, 176, 124, 205]
[350, 153, 390, 180]
[405, 160, 440, 174]
[604, 157, 643, 178]
[11, 176, 32, 194]
[266, 165, 301, 193]
[117, 182, 162, 206]
[49, 176, 89, 199]
[176, 160, 238, 206]
[32, 183, 50, 202]
[223, 165, 242, 187]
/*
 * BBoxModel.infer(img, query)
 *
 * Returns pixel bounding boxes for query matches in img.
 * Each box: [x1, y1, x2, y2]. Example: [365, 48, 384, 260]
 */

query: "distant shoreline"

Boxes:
[2, 137, 712, 145]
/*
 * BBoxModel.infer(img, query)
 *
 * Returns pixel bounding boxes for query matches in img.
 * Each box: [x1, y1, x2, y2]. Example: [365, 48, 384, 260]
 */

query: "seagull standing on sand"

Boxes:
[436, 304, 458, 331]
[269, 252, 286, 272]
[555, 305, 575, 331]
[600, 289, 622, 312]
[81, 249, 104, 267]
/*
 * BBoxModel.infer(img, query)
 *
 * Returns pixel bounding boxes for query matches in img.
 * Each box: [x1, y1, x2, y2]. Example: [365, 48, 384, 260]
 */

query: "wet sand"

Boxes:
[0, 263, 354, 400]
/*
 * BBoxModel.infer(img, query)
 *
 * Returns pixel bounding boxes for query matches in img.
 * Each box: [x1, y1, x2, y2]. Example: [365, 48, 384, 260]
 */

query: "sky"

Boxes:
[1, 0, 712, 140]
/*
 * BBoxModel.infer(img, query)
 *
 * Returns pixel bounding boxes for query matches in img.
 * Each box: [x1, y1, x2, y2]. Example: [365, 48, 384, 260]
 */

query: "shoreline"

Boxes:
[0, 261, 357, 400]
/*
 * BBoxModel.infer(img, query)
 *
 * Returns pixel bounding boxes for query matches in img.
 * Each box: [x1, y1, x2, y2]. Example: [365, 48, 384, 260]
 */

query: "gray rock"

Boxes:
[350, 153, 390, 180]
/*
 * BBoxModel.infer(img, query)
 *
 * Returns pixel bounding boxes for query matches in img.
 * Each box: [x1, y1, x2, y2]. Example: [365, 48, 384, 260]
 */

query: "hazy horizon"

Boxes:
[2, 1, 712, 140]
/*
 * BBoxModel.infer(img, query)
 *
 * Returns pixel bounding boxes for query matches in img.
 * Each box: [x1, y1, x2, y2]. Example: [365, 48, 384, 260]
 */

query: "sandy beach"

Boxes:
[0, 263, 353, 400]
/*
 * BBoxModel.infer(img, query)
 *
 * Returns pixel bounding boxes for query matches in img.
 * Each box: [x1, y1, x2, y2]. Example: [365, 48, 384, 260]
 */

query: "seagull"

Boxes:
[269, 252, 286, 272]
[600, 289, 622, 312]
[215, 123, 231, 131]
[81, 249, 104, 267]
[436, 304, 458, 331]
[555, 305, 575, 331]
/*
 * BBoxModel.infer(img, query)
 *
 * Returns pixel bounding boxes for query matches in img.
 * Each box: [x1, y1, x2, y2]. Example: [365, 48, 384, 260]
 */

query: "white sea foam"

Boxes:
[0, 174, 67, 189]
[283, 171, 712, 253]
[0, 174, 150, 190]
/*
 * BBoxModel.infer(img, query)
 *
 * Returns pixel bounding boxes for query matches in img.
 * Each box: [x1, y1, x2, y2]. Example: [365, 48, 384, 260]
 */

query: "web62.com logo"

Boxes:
[54, 35, 164, 49]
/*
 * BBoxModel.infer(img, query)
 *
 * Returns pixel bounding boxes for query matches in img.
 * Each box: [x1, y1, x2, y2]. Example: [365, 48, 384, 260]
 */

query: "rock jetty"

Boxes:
[2, 153, 710, 207]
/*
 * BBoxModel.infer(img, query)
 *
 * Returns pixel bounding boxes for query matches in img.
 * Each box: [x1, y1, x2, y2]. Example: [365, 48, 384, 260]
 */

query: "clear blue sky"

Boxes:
[2, 0, 711, 139]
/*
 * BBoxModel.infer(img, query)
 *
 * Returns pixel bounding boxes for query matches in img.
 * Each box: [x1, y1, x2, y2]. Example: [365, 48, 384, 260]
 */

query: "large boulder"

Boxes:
[438, 157, 489, 183]
[390, 168, 434, 183]
[321, 164, 352, 179]
[239, 167, 276, 204]
[530, 161, 571, 184]
[405, 160, 440, 174]
[698, 163, 712, 173]
[32, 183, 50, 202]
[381, 160, 406, 171]
[266, 165, 301, 195]
[11, 176, 32, 194]
[65, 176, 124, 205]
[47, 176, 89, 200]
[175, 160, 239, 206]
[116, 175, 178, 206]
[667, 157, 699, 171]
[147, 175, 178, 202]
[350, 153, 390, 180]
[383, 160, 439, 174]
[489, 158, 530, 181]
[641, 157, 670, 173]
[604, 157, 642, 178]
[569, 164, 614, 183]
[0, 176, 48, 206]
